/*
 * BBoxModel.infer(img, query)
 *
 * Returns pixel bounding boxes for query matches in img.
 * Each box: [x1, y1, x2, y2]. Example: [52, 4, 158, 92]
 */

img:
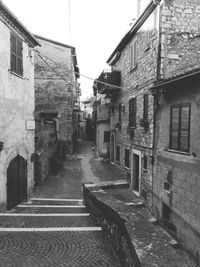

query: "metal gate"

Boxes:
[7, 155, 27, 210]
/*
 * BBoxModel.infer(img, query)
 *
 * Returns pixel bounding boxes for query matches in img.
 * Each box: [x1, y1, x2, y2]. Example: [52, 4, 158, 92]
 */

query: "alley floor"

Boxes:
[0, 141, 121, 267]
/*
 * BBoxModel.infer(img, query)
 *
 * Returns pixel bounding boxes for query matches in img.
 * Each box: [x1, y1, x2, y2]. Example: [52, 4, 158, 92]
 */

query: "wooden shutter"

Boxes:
[129, 98, 136, 128]
[131, 41, 137, 69]
[10, 34, 23, 76]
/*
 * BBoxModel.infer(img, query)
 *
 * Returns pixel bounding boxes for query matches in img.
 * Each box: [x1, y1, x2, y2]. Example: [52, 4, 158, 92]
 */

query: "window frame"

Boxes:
[169, 103, 191, 153]
[10, 33, 23, 77]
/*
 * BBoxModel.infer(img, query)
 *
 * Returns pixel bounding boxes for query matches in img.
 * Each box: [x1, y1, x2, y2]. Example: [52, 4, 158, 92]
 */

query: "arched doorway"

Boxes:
[110, 133, 115, 163]
[7, 155, 27, 210]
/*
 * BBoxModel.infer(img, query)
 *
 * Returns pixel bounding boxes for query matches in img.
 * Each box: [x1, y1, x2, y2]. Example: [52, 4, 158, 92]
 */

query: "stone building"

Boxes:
[34, 35, 80, 183]
[95, 0, 200, 263]
[0, 1, 39, 210]
[96, 0, 160, 206]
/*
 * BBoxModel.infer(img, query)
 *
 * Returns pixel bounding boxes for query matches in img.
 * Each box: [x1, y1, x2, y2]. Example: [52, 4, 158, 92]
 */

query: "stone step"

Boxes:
[30, 198, 84, 206]
[0, 214, 95, 228]
[10, 206, 88, 214]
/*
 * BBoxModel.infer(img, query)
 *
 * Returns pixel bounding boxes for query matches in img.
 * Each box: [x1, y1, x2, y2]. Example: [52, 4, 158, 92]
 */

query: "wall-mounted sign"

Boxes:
[26, 120, 35, 130]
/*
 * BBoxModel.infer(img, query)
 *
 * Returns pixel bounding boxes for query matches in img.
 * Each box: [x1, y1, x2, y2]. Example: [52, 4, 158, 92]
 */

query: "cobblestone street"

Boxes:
[0, 141, 121, 267]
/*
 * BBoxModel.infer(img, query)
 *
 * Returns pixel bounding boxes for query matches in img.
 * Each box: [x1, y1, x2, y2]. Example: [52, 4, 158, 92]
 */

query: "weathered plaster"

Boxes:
[0, 19, 35, 209]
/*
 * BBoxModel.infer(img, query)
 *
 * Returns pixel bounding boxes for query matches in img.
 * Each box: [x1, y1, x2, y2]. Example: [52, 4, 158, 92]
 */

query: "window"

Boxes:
[10, 33, 23, 76]
[104, 131, 110, 142]
[125, 149, 130, 168]
[129, 98, 137, 128]
[169, 104, 191, 153]
[143, 94, 149, 121]
[130, 40, 137, 70]
[116, 146, 120, 162]
[143, 155, 148, 170]
[145, 30, 150, 50]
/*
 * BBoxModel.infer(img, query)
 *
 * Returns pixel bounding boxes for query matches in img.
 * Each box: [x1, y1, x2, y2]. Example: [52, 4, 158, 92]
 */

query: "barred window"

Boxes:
[169, 104, 191, 153]
[10, 33, 23, 76]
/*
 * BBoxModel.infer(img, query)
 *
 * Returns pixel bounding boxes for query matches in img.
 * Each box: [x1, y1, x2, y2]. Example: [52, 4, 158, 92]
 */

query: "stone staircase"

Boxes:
[0, 198, 121, 267]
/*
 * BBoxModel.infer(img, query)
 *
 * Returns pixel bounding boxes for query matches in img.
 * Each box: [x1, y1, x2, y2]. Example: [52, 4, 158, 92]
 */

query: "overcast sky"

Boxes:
[4, 0, 141, 100]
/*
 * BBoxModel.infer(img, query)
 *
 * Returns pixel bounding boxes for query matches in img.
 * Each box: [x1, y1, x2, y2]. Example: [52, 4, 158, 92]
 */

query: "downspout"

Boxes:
[152, 1, 162, 209]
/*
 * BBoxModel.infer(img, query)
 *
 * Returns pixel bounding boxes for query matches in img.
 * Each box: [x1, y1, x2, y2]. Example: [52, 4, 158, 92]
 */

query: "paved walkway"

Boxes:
[0, 141, 121, 267]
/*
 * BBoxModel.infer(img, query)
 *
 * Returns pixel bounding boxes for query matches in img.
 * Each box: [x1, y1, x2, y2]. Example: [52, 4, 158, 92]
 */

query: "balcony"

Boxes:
[94, 70, 121, 95]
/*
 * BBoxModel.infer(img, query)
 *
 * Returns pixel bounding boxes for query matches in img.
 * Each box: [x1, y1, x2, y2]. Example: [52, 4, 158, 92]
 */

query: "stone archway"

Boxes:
[7, 155, 27, 210]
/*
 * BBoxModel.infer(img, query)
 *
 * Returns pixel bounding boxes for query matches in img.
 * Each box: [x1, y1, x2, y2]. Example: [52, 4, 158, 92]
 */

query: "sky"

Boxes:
[4, 0, 141, 100]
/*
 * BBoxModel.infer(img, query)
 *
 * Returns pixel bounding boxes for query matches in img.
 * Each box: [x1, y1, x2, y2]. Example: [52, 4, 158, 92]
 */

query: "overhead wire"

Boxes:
[34, 49, 131, 95]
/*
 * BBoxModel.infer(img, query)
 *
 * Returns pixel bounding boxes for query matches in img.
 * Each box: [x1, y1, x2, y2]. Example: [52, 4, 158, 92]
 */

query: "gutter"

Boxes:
[0, 0, 40, 47]
[107, 0, 161, 65]
[152, 69, 200, 90]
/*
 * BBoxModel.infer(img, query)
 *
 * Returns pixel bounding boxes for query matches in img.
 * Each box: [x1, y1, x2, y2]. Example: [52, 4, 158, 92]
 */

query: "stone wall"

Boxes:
[153, 84, 200, 264]
[160, 0, 200, 79]
[0, 19, 35, 209]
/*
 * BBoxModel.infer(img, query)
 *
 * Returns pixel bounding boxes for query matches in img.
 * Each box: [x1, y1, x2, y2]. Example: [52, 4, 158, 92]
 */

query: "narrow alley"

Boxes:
[0, 141, 122, 267]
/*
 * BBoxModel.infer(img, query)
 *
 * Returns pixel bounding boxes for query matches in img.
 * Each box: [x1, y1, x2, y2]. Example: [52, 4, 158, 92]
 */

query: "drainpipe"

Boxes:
[152, 1, 162, 210]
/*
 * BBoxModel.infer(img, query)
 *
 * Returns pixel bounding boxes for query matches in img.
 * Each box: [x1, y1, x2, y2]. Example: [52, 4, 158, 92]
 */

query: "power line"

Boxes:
[34, 49, 130, 94]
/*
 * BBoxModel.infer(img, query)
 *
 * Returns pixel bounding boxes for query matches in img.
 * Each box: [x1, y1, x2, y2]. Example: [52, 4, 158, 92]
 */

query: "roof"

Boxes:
[153, 67, 200, 89]
[107, 0, 161, 65]
[0, 1, 40, 47]
[34, 34, 80, 79]
[34, 34, 75, 50]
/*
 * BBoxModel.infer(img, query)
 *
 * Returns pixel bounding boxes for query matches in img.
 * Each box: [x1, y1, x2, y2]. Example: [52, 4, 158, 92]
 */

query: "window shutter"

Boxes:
[143, 94, 148, 121]
[129, 98, 136, 128]
[125, 149, 129, 168]
[10, 34, 23, 76]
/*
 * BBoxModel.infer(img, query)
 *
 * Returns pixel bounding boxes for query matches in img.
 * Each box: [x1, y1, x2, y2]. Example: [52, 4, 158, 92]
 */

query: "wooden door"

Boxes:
[132, 154, 140, 192]
[7, 156, 27, 210]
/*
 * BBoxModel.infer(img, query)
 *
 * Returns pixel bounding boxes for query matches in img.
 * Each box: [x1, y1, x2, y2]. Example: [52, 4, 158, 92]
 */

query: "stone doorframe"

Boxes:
[131, 148, 142, 197]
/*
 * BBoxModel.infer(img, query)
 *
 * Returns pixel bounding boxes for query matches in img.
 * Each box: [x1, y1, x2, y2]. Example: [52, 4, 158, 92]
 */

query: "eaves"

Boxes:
[107, 0, 161, 66]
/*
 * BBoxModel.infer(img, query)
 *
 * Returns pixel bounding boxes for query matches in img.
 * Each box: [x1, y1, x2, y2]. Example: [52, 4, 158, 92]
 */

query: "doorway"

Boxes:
[131, 149, 141, 195]
[7, 155, 27, 210]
